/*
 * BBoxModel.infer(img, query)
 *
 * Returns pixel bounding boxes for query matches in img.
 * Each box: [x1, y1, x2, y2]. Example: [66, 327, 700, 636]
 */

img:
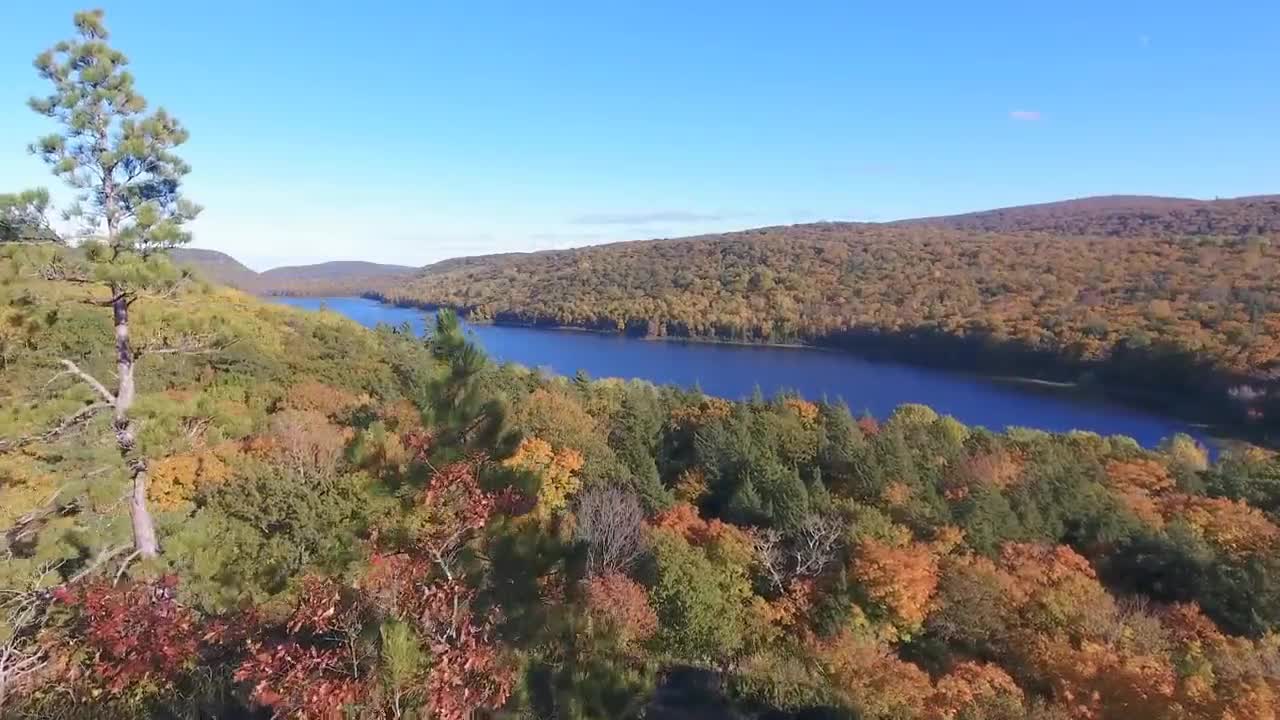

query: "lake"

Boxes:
[274, 296, 1206, 448]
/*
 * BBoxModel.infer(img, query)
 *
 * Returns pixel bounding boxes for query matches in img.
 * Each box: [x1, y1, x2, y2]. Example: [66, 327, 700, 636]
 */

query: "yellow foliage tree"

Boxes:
[1159, 495, 1280, 559]
[149, 445, 234, 510]
[782, 398, 820, 426]
[504, 436, 584, 518]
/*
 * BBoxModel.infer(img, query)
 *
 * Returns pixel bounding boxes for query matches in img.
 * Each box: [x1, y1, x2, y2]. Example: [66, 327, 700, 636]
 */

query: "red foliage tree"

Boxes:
[584, 572, 659, 646]
[234, 577, 370, 719]
[52, 576, 201, 695]
[408, 458, 495, 579]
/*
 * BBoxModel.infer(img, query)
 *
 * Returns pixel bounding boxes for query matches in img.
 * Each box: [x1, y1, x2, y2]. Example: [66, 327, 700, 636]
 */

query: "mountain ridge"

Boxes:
[175, 193, 1280, 286]
[170, 248, 417, 296]
[891, 193, 1280, 236]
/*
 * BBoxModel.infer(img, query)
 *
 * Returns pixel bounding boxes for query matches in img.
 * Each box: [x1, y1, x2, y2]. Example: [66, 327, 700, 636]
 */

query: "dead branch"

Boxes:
[574, 487, 646, 577]
[136, 331, 230, 358]
[0, 402, 109, 453]
[68, 544, 131, 584]
[751, 514, 843, 591]
[113, 550, 142, 585]
[791, 514, 842, 578]
[57, 359, 116, 405]
[751, 528, 787, 593]
[0, 562, 62, 711]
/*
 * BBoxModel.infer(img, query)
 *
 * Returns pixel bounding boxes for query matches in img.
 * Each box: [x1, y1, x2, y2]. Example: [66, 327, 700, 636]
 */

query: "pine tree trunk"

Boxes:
[112, 291, 159, 558]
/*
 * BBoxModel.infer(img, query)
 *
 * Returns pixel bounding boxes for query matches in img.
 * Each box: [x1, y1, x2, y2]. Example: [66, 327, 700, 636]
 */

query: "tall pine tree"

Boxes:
[28, 9, 201, 558]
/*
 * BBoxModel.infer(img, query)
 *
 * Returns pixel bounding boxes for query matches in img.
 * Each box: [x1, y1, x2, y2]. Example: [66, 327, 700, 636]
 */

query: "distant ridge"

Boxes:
[259, 260, 418, 283]
[170, 248, 417, 296]
[173, 193, 1280, 296]
[169, 248, 260, 289]
[893, 194, 1280, 237]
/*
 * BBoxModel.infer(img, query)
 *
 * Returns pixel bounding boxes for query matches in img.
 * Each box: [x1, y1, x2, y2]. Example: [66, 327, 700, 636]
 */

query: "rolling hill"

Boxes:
[170, 248, 417, 296]
[894, 194, 1280, 237]
[169, 248, 261, 289]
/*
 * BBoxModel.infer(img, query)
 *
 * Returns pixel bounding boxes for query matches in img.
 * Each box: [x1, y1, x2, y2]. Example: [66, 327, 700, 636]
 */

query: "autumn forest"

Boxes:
[4, 9, 1280, 720]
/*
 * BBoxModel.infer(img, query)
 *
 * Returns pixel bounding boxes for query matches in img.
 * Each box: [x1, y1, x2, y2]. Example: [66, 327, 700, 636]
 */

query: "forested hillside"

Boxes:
[378, 224, 1280, 432]
[168, 248, 260, 289]
[8, 261, 1280, 719]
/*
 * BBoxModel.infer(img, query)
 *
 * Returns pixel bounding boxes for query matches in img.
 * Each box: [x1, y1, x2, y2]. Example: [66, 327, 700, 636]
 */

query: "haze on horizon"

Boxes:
[1, 1, 1276, 270]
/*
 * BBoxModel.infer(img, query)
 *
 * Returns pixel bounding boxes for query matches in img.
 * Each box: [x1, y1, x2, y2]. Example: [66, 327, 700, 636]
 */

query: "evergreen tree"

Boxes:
[423, 308, 509, 455]
[26, 9, 201, 558]
[0, 189, 57, 244]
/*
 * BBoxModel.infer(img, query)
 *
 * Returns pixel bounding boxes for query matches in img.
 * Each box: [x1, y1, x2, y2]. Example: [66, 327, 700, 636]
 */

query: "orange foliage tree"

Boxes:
[584, 572, 659, 647]
[851, 537, 941, 634]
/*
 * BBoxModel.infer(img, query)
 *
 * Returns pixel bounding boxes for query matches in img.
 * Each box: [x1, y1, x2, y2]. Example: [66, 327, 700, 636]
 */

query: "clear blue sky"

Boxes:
[2, 2, 1277, 269]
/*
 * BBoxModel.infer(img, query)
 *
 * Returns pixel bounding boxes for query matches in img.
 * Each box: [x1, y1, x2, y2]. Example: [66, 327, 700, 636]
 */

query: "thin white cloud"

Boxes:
[1009, 110, 1043, 121]
[1139, 34, 1151, 48]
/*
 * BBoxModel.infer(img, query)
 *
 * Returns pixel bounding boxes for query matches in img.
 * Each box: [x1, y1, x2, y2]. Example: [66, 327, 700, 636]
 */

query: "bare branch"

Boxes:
[69, 544, 131, 584]
[0, 402, 108, 453]
[574, 487, 646, 577]
[791, 514, 842, 578]
[751, 514, 843, 592]
[113, 550, 141, 585]
[57, 359, 116, 405]
[751, 528, 787, 593]
[0, 561, 62, 710]
[136, 332, 231, 358]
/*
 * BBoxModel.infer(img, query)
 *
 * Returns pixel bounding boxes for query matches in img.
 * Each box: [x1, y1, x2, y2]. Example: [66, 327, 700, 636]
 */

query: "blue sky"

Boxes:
[1, 2, 1277, 269]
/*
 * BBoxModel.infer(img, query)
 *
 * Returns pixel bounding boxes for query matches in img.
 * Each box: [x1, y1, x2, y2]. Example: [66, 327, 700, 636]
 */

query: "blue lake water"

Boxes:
[275, 296, 1206, 448]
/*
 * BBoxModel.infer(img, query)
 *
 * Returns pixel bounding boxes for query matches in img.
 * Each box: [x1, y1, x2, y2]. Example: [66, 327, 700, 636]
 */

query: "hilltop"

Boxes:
[170, 248, 417, 296]
[168, 248, 260, 288]
[894, 194, 1280, 237]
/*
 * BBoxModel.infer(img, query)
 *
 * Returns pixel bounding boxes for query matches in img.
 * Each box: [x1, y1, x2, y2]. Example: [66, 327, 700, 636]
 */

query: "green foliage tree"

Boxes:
[165, 464, 367, 612]
[24, 9, 201, 558]
[423, 308, 509, 455]
[0, 189, 57, 244]
[645, 530, 752, 663]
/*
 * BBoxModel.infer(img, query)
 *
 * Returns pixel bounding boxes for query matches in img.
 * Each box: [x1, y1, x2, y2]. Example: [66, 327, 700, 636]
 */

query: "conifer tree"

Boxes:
[0, 189, 57, 244]
[27, 9, 201, 558]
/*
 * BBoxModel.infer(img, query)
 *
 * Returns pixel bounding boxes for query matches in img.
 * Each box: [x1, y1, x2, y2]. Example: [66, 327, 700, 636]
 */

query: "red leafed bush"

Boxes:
[365, 560, 514, 719]
[413, 579, 514, 720]
[585, 572, 658, 645]
[53, 576, 200, 694]
[234, 577, 371, 719]
[236, 642, 366, 720]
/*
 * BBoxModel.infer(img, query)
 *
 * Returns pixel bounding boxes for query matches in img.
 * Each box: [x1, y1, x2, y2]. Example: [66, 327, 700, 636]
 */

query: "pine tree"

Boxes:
[27, 9, 201, 558]
[423, 309, 508, 454]
[0, 189, 58, 244]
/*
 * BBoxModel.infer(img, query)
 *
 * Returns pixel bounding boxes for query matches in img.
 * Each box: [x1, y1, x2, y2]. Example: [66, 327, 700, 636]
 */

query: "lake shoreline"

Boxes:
[468, 320, 1267, 445]
[363, 295, 1207, 404]
[285, 296, 1267, 449]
